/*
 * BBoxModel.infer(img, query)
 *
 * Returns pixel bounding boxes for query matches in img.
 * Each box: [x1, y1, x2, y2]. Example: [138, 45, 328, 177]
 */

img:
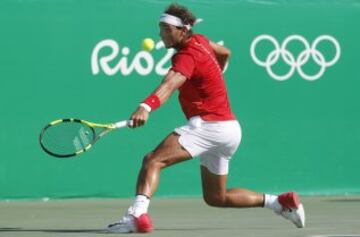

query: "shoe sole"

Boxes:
[295, 203, 305, 228]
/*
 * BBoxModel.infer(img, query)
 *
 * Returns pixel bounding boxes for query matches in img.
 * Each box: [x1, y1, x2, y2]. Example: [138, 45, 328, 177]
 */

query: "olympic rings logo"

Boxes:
[250, 35, 341, 81]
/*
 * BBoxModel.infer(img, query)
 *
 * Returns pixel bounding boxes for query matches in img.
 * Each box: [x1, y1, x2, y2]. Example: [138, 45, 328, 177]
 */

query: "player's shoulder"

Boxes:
[192, 34, 209, 43]
[172, 50, 194, 62]
[172, 44, 195, 61]
[172, 34, 209, 59]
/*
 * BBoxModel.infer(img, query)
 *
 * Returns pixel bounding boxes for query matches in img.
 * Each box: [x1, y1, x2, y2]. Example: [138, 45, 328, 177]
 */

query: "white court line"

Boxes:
[309, 235, 360, 237]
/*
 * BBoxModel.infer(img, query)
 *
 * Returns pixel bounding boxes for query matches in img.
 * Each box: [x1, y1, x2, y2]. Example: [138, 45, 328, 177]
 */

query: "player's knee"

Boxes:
[203, 194, 226, 207]
[142, 153, 157, 168]
[142, 152, 165, 170]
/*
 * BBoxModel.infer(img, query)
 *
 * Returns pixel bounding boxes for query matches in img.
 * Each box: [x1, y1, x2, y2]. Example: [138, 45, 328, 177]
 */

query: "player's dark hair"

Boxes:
[164, 3, 197, 35]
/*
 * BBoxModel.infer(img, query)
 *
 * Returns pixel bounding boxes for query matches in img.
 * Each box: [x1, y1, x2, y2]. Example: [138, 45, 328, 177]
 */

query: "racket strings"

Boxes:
[41, 122, 95, 156]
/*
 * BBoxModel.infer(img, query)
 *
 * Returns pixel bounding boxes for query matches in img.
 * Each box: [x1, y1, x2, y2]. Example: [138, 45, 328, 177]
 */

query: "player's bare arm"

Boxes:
[130, 70, 187, 128]
[209, 41, 231, 70]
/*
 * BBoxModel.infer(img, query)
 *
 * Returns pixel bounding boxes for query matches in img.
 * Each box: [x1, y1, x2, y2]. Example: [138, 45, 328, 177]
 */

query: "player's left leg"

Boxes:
[200, 164, 305, 228]
[200, 165, 264, 208]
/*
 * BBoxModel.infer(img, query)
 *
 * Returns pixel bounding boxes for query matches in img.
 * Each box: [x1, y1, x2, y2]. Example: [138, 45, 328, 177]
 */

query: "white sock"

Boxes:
[264, 194, 282, 212]
[131, 195, 150, 217]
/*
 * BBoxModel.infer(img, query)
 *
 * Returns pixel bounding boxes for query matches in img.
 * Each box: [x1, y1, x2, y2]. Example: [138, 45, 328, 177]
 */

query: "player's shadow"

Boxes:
[0, 226, 241, 233]
[326, 198, 360, 202]
[0, 227, 106, 234]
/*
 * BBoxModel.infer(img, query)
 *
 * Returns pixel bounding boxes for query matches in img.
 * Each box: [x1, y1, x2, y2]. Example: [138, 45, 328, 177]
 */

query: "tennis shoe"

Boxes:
[276, 192, 305, 228]
[106, 213, 153, 233]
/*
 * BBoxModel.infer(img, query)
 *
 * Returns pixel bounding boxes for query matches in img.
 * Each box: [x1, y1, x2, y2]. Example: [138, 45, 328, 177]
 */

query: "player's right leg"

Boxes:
[106, 132, 192, 233]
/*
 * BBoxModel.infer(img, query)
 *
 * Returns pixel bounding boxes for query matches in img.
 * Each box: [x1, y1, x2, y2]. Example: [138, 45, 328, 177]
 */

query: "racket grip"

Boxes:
[114, 120, 133, 128]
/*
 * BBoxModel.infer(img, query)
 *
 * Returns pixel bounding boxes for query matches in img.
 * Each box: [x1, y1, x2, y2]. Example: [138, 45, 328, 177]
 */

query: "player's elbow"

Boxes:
[223, 48, 231, 58]
[217, 48, 231, 62]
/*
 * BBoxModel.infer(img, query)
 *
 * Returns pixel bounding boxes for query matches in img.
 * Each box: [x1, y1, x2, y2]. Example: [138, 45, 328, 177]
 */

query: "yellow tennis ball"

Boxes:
[142, 38, 155, 51]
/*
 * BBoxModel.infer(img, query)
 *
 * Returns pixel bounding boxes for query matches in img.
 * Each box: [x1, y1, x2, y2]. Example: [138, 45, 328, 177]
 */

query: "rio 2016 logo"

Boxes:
[91, 40, 175, 76]
[91, 39, 225, 77]
[90, 18, 230, 77]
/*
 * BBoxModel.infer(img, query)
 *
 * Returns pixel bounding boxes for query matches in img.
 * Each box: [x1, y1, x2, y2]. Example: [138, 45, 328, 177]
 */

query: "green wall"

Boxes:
[0, 0, 359, 199]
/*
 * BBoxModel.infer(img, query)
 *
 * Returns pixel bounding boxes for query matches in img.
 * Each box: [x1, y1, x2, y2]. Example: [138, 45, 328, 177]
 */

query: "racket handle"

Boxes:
[114, 120, 133, 128]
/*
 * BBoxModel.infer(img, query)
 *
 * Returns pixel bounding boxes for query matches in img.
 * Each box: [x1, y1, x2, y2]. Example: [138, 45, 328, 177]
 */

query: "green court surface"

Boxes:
[0, 197, 359, 237]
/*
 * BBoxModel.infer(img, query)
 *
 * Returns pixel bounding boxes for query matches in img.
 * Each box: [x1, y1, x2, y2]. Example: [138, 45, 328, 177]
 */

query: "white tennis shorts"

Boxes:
[174, 116, 241, 175]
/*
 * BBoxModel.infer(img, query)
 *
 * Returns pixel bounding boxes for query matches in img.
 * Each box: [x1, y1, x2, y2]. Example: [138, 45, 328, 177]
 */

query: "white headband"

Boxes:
[159, 13, 192, 30]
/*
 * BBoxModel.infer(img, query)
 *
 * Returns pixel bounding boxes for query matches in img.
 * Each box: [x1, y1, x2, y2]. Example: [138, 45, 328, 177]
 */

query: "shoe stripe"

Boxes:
[278, 192, 301, 209]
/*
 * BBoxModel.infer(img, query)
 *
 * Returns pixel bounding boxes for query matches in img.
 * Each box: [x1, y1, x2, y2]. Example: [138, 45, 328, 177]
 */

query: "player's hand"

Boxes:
[130, 106, 149, 128]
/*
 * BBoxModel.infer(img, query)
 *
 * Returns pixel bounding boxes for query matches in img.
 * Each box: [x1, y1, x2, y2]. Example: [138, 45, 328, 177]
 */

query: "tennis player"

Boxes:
[107, 3, 305, 233]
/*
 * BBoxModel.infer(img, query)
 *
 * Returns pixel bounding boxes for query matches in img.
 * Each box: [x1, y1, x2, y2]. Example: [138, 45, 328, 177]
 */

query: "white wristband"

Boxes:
[140, 103, 152, 112]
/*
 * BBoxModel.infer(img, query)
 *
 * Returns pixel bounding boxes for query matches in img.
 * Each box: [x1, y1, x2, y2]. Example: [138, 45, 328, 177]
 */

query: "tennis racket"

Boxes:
[39, 118, 133, 158]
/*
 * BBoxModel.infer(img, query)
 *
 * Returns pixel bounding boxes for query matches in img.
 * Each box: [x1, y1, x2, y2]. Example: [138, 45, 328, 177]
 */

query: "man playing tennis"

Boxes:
[107, 3, 305, 233]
